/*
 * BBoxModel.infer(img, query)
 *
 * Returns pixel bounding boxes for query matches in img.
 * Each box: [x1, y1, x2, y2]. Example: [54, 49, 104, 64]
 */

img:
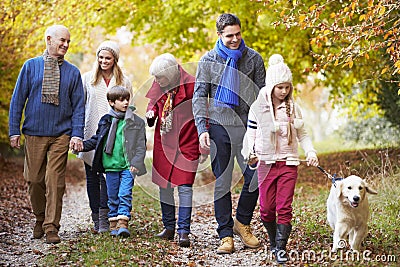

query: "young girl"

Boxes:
[242, 54, 319, 263]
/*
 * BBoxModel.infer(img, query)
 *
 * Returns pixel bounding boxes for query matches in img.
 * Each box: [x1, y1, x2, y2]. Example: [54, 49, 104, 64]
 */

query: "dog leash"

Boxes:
[317, 166, 343, 187]
[246, 156, 308, 170]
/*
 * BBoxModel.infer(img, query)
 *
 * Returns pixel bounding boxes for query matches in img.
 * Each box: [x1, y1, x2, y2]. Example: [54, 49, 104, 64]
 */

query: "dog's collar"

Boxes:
[317, 166, 343, 188]
[332, 176, 343, 187]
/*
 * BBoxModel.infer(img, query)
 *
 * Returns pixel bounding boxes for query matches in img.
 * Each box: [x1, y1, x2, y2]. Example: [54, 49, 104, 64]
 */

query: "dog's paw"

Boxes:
[332, 239, 347, 252]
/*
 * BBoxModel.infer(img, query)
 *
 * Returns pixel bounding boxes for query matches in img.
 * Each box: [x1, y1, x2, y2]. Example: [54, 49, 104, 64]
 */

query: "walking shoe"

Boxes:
[156, 228, 175, 240]
[91, 213, 99, 234]
[109, 218, 118, 237]
[98, 208, 110, 233]
[45, 231, 61, 244]
[33, 221, 44, 239]
[178, 233, 190, 247]
[233, 218, 260, 248]
[117, 218, 130, 238]
[217, 237, 234, 254]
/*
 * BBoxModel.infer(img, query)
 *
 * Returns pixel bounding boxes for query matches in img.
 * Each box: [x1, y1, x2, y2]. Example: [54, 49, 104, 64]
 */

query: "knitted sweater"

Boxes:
[9, 56, 84, 138]
[192, 47, 266, 135]
[78, 70, 132, 166]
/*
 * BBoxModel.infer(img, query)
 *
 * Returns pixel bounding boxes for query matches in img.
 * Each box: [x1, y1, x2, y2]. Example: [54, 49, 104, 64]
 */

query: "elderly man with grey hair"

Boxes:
[145, 53, 207, 247]
[9, 25, 85, 244]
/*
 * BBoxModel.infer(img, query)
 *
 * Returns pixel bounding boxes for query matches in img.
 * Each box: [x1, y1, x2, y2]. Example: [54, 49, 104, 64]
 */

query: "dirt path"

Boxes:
[0, 158, 274, 266]
[0, 159, 92, 266]
[135, 173, 272, 267]
[0, 183, 91, 266]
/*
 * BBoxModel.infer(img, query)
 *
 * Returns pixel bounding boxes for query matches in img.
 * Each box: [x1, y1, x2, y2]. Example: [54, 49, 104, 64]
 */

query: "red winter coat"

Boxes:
[145, 66, 204, 188]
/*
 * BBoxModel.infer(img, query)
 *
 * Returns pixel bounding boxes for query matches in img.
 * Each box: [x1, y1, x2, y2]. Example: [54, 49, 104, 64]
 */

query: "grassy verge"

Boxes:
[41, 186, 174, 267]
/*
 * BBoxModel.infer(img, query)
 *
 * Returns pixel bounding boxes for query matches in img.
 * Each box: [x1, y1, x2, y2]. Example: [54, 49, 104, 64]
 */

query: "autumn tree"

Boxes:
[0, 0, 130, 143]
[275, 0, 400, 123]
[3, 0, 398, 144]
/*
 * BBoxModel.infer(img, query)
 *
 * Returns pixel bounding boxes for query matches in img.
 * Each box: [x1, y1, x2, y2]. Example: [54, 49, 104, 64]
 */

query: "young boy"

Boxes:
[80, 85, 147, 237]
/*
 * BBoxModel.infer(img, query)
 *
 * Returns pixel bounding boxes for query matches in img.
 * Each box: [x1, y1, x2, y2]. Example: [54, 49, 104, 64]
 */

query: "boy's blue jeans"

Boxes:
[159, 184, 193, 234]
[106, 170, 134, 219]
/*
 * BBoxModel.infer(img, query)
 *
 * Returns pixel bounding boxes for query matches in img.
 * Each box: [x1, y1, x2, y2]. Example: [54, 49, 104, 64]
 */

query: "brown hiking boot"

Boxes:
[117, 218, 130, 238]
[45, 231, 61, 244]
[33, 221, 44, 239]
[217, 237, 234, 254]
[233, 218, 260, 248]
[109, 218, 118, 236]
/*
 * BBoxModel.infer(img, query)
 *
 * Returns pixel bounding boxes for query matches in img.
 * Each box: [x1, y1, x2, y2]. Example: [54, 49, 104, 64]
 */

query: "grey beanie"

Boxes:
[96, 40, 120, 62]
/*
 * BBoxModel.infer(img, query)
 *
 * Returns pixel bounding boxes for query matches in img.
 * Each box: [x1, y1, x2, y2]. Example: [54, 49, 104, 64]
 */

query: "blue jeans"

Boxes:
[159, 184, 193, 234]
[209, 124, 259, 239]
[106, 170, 135, 219]
[84, 163, 108, 214]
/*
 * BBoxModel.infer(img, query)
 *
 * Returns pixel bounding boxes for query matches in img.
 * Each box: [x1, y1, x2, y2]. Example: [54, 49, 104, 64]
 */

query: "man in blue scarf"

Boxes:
[192, 13, 266, 254]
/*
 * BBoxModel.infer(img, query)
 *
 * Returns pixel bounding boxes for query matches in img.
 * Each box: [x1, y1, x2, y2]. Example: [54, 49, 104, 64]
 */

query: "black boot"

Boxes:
[262, 220, 277, 253]
[156, 228, 175, 240]
[178, 233, 190, 247]
[275, 224, 292, 264]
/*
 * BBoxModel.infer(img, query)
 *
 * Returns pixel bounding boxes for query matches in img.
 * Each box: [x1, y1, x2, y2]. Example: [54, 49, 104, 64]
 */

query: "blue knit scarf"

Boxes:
[214, 38, 245, 108]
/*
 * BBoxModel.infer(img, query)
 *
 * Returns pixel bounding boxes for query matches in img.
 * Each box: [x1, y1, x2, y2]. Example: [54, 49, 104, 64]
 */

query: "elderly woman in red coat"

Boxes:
[145, 53, 207, 247]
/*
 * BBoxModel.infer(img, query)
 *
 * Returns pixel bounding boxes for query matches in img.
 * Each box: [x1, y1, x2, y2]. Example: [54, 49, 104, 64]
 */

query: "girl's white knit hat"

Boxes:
[96, 40, 120, 62]
[265, 54, 292, 87]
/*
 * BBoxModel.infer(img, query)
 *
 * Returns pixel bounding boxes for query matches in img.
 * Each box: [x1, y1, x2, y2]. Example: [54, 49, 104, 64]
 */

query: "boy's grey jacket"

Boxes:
[83, 106, 147, 176]
[192, 47, 266, 136]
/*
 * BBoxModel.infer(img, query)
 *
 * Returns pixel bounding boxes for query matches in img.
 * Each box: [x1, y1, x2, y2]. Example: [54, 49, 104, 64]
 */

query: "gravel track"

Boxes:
[0, 159, 277, 266]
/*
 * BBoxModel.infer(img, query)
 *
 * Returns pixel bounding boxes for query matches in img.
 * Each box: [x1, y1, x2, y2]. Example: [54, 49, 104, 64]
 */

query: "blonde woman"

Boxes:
[78, 41, 132, 233]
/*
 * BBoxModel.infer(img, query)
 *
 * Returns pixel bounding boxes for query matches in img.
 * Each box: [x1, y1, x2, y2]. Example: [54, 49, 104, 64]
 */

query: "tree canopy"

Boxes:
[276, 0, 400, 120]
[1, 0, 399, 144]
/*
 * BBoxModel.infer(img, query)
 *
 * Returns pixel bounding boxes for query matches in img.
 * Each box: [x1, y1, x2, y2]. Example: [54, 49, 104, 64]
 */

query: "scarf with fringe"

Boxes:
[104, 109, 126, 155]
[42, 50, 64, 105]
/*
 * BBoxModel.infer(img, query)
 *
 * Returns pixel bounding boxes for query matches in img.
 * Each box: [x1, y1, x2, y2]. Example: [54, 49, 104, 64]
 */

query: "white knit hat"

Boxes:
[96, 40, 120, 62]
[265, 54, 292, 87]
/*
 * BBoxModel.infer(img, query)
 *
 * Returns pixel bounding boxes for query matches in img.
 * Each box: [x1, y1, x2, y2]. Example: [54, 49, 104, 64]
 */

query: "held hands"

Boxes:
[145, 110, 155, 119]
[69, 137, 83, 153]
[130, 166, 138, 173]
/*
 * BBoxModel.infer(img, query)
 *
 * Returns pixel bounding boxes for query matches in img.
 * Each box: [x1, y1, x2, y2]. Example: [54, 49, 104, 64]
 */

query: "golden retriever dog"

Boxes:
[327, 175, 377, 252]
